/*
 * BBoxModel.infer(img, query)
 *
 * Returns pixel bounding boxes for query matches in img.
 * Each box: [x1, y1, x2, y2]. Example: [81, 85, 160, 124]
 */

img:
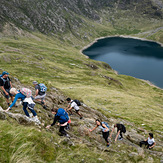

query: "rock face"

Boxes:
[0, 106, 40, 125]
[0, 0, 162, 35]
[0, 107, 6, 120]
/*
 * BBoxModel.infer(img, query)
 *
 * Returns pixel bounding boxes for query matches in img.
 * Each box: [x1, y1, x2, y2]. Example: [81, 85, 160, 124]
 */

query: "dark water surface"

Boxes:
[83, 37, 163, 88]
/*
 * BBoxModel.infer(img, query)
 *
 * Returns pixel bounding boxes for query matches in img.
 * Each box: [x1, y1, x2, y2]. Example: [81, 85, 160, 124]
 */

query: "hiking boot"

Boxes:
[65, 124, 70, 130]
[41, 101, 45, 105]
[80, 117, 83, 119]
[107, 144, 110, 147]
[118, 138, 123, 141]
[33, 116, 41, 124]
[65, 134, 70, 138]
[43, 105, 47, 110]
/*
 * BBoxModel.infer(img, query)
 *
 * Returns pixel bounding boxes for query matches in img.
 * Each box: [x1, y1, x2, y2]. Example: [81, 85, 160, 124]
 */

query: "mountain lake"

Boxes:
[83, 37, 163, 88]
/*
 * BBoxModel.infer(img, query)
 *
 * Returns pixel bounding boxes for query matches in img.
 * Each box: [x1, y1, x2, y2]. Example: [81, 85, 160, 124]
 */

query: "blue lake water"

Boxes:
[82, 37, 163, 88]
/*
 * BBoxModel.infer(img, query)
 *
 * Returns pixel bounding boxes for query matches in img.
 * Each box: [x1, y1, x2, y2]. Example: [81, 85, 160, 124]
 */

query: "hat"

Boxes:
[33, 81, 38, 85]
[10, 88, 17, 94]
[2, 71, 9, 76]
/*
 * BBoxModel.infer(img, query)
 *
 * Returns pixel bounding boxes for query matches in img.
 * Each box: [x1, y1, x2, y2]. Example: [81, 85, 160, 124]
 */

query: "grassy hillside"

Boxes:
[0, 1, 163, 161]
[0, 31, 162, 130]
[0, 29, 163, 162]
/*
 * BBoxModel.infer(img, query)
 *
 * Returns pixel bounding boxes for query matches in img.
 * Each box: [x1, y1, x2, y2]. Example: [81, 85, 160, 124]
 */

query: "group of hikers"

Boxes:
[0, 71, 156, 149]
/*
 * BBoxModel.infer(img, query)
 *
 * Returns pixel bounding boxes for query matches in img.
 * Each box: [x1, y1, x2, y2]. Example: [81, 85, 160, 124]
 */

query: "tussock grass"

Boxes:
[0, 22, 163, 162]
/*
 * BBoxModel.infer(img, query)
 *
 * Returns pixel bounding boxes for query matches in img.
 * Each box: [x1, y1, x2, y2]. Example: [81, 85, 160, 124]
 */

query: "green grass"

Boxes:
[2, 120, 157, 163]
[0, 16, 163, 162]
[0, 33, 162, 132]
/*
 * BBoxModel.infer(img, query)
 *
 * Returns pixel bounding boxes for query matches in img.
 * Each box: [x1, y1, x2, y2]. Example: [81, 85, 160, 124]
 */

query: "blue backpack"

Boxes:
[102, 122, 110, 129]
[38, 83, 47, 92]
[56, 108, 69, 123]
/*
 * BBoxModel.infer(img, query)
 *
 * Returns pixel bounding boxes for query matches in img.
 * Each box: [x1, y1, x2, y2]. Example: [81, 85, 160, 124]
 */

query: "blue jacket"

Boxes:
[51, 108, 69, 126]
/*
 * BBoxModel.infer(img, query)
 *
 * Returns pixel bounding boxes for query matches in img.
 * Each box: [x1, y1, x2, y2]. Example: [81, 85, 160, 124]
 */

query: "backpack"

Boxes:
[122, 125, 126, 133]
[73, 99, 81, 106]
[20, 88, 32, 98]
[0, 75, 10, 85]
[102, 122, 110, 129]
[38, 83, 47, 92]
[56, 108, 69, 123]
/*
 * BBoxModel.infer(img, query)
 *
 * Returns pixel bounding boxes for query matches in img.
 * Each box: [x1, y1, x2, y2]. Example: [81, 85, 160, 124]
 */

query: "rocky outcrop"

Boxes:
[0, 0, 162, 35]
[0, 106, 40, 125]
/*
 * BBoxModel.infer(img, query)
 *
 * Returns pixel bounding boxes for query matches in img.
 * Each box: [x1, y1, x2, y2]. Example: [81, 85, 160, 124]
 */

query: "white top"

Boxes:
[147, 137, 155, 145]
[70, 100, 79, 111]
[23, 97, 35, 104]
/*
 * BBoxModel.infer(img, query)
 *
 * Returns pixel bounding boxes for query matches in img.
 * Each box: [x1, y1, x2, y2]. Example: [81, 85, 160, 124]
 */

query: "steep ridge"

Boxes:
[0, 77, 163, 162]
[0, 0, 163, 35]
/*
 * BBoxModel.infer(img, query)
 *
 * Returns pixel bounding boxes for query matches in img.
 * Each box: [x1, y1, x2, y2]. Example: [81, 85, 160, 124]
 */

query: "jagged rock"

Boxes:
[0, 106, 40, 125]
[126, 129, 144, 145]
[128, 152, 139, 157]
[147, 157, 154, 163]
[98, 158, 103, 161]
[0, 107, 6, 120]
[0, 0, 162, 36]
[161, 156, 163, 163]
[102, 75, 123, 86]
[137, 147, 144, 156]
[61, 138, 75, 146]
[85, 63, 99, 70]
[78, 124, 90, 136]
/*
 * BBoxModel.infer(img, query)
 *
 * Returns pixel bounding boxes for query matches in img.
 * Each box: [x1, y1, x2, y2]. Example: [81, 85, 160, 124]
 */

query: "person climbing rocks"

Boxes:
[5, 88, 40, 123]
[109, 123, 126, 141]
[140, 133, 156, 149]
[33, 81, 47, 109]
[66, 98, 83, 119]
[0, 71, 14, 106]
[46, 108, 70, 137]
[89, 119, 110, 147]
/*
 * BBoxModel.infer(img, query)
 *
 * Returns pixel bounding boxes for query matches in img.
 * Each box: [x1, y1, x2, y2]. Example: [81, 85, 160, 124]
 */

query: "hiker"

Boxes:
[33, 81, 47, 109]
[5, 88, 40, 123]
[0, 71, 14, 106]
[140, 133, 156, 149]
[89, 119, 110, 147]
[66, 98, 83, 119]
[46, 108, 70, 137]
[109, 123, 126, 141]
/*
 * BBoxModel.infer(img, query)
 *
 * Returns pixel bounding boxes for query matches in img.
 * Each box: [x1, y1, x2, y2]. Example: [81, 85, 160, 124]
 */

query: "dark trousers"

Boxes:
[3, 89, 13, 99]
[23, 102, 37, 117]
[59, 125, 67, 136]
[140, 141, 153, 149]
[102, 131, 109, 143]
[119, 131, 123, 138]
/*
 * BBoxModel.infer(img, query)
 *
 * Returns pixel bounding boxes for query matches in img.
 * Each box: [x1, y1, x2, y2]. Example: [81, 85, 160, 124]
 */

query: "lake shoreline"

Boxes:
[80, 35, 163, 90]
[80, 35, 163, 55]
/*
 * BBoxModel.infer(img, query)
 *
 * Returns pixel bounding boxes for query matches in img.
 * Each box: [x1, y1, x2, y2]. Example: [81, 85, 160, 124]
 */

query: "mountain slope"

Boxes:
[0, 0, 163, 35]
[0, 76, 162, 163]
[0, 0, 163, 162]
